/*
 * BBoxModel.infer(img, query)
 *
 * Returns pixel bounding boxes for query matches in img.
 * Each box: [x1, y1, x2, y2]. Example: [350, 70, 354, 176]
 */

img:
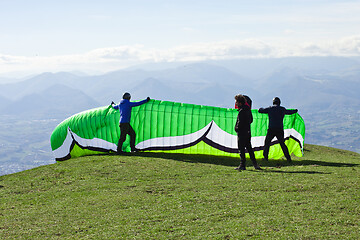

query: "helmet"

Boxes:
[273, 97, 281, 105]
[123, 92, 131, 100]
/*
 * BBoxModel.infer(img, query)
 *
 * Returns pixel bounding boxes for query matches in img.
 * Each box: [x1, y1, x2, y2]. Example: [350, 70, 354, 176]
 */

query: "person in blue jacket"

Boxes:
[258, 97, 298, 161]
[111, 92, 150, 153]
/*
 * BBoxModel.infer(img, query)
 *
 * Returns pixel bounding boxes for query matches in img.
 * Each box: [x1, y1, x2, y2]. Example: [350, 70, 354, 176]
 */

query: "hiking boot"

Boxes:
[254, 165, 262, 170]
[251, 159, 261, 170]
[131, 148, 140, 153]
[234, 165, 246, 171]
[236, 159, 246, 170]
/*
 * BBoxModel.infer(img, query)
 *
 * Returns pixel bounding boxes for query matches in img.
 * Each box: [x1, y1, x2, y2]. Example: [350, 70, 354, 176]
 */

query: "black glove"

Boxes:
[147, 97, 150, 102]
[111, 101, 115, 105]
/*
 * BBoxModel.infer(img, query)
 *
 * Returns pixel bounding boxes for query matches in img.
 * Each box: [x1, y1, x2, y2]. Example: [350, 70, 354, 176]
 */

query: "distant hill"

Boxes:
[254, 66, 360, 111]
[2, 84, 100, 118]
[0, 72, 82, 101]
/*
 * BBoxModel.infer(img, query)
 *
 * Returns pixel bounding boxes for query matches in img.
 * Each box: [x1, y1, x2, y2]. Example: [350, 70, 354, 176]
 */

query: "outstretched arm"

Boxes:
[129, 97, 151, 107]
[258, 107, 269, 114]
[285, 109, 298, 115]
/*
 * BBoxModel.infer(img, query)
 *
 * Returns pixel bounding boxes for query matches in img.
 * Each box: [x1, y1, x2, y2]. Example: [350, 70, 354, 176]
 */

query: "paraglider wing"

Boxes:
[51, 99, 305, 161]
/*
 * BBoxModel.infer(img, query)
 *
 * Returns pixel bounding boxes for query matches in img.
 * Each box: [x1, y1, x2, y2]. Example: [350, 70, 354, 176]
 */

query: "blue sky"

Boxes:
[1, 0, 360, 76]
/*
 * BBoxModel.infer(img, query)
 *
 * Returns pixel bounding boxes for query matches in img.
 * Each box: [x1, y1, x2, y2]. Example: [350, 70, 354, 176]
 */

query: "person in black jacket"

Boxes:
[234, 94, 261, 170]
[258, 97, 298, 161]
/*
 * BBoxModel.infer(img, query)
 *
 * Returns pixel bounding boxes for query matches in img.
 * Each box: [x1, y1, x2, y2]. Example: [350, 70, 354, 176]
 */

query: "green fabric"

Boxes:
[50, 99, 305, 160]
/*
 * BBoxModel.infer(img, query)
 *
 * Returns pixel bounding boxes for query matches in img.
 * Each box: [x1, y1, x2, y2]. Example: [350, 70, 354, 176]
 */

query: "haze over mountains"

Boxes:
[1, 56, 359, 175]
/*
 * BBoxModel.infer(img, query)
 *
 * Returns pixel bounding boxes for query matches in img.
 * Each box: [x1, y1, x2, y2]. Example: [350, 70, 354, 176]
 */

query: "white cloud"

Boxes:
[1, 36, 360, 77]
[333, 36, 360, 55]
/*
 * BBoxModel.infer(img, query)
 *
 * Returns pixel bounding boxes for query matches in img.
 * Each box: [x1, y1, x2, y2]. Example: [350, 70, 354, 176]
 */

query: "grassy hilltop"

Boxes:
[1, 144, 359, 239]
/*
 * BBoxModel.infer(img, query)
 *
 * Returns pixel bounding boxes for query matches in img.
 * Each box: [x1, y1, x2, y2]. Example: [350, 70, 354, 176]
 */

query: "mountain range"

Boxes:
[0, 56, 359, 175]
[1, 56, 360, 109]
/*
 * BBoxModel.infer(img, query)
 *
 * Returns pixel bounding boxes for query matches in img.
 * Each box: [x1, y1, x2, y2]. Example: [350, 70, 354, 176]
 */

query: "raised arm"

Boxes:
[111, 101, 120, 110]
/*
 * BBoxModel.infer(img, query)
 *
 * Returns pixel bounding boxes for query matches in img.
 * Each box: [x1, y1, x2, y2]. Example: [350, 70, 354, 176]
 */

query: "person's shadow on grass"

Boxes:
[128, 151, 358, 175]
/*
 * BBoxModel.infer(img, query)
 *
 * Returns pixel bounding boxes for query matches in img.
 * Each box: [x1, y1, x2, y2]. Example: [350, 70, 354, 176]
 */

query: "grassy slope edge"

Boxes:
[1, 144, 359, 239]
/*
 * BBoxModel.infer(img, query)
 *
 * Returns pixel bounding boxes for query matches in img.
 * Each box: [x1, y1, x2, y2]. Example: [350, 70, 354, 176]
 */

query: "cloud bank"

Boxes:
[1, 36, 360, 77]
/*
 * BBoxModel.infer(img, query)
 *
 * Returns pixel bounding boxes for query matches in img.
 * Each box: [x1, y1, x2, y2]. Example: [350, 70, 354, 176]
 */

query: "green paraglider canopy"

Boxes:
[51, 99, 305, 161]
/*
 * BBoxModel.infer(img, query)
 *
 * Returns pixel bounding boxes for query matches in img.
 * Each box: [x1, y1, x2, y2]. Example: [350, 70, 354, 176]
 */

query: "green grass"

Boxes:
[1, 144, 359, 239]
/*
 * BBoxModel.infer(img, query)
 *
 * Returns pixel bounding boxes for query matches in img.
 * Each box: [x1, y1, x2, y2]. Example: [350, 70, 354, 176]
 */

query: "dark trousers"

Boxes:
[237, 132, 256, 164]
[263, 128, 291, 160]
[118, 123, 136, 152]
